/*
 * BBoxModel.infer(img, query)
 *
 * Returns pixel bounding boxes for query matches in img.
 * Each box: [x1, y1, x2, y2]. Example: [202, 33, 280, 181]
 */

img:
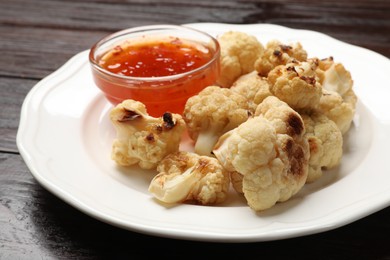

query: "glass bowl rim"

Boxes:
[88, 24, 221, 82]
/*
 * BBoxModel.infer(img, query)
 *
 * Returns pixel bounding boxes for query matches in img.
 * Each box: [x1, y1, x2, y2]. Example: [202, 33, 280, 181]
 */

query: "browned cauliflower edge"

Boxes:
[110, 99, 186, 169]
[148, 151, 230, 205]
[267, 60, 323, 110]
[255, 40, 308, 77]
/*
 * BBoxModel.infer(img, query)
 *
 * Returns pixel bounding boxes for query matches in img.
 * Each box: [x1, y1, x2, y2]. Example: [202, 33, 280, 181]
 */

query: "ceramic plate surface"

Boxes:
[17, 23, 390, 242]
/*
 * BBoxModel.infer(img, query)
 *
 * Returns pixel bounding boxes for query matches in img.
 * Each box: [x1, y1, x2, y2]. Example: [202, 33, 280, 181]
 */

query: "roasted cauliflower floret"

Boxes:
[213, 118, 309, 211]
[302, 112, 343, 183]
[148, 151, 230, 205]
[216, 31, 264, 87]
[214, 117, 277, 176]
[255, 40, 308, 77]
[110, 99, 186, 169]
[318, 56, 335, 72]
[267, 60, 323, 110]
[254, 96, 306, 139]
[183, 85, 250, 156]
[314, 57, 357, 134]
[230, 71, 272, 113]
[319, 89, 357, 134]
[213, 97, 309, 211]
[322, 61, 354, 97]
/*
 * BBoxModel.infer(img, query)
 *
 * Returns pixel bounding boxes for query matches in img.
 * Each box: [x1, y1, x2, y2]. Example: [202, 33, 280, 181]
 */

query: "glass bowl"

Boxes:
[89, 24, 220, 116]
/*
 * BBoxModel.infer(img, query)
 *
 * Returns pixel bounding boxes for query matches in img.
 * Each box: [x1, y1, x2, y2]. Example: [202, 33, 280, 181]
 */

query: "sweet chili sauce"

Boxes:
[93, 36, 220, 117]
[101, 38, 213, 77]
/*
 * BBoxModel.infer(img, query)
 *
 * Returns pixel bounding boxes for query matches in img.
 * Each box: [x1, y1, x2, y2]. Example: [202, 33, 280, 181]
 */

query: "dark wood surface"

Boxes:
[1, 0, 390, 258]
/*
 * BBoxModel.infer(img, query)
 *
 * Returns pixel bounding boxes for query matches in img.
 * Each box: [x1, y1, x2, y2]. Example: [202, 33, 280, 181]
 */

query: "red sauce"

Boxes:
[100, 38, 214, 77]
[92, 36, 220, 117]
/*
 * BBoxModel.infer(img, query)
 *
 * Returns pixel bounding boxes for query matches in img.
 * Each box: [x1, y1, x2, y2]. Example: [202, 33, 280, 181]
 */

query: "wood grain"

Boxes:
[2, 154, 390, 259]
[1, 0, 389, 79]
[0, 78, 37, 153]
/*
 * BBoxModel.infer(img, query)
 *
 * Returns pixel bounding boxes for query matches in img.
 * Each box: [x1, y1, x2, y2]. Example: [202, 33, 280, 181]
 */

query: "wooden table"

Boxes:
[1, 0, 389, 258]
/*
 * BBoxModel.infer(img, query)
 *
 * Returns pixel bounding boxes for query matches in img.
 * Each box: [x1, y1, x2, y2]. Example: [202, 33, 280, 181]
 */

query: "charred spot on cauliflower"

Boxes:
[183, 85, 250, 156]
[148, 151, 230, 205]
[254, 96, 305, 138]
[110, 99, 186, 169]
[267, 60, 322, 110]
[255, 40, 308, 77]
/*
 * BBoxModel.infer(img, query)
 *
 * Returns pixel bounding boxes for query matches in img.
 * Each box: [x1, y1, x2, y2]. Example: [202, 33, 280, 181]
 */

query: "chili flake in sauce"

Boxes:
[99, 38, 213, 77]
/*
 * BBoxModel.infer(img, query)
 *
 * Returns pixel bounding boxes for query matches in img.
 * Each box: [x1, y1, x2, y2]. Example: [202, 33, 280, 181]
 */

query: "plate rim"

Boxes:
[16, 22, 390, 242]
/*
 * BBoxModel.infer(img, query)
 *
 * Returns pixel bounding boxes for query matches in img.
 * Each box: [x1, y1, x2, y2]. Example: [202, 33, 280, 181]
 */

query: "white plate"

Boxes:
[17, 23, 390, 242]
